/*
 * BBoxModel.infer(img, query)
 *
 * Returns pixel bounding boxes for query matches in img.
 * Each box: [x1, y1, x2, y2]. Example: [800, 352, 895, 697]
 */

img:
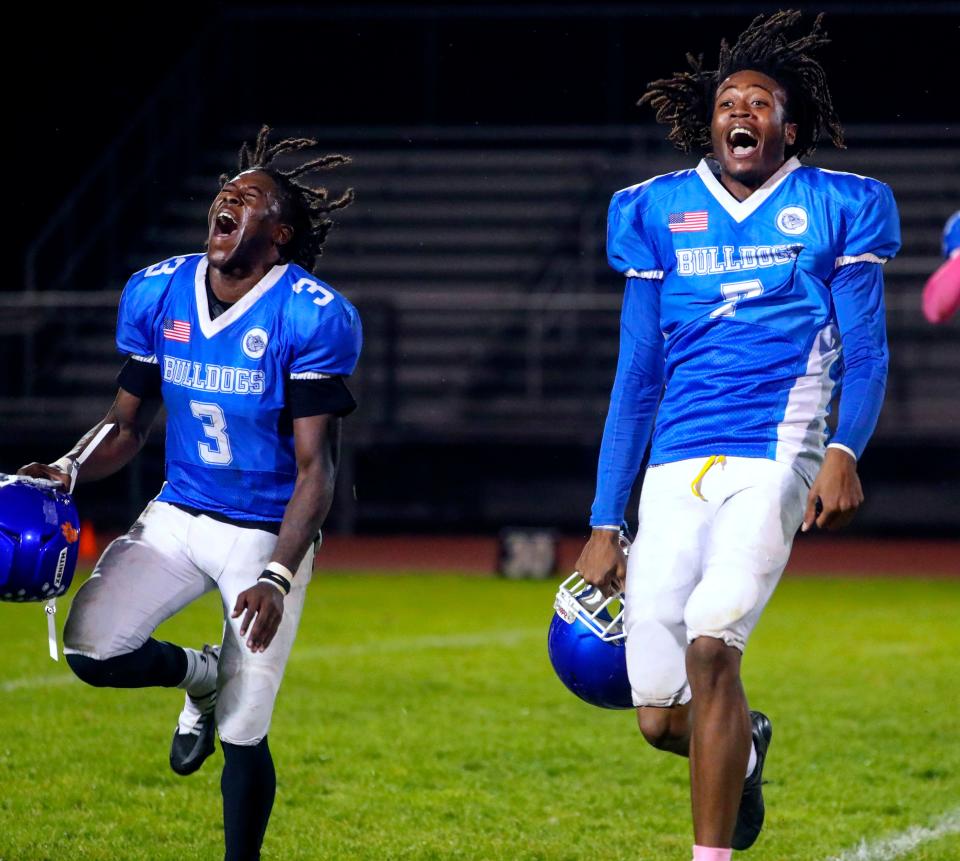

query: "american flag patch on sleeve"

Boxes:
[668, 211, 709, 233]
[162, 319, 191, 343]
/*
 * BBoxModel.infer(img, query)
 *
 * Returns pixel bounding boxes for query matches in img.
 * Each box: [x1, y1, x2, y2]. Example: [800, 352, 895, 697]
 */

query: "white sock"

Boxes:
[178, 647, 218, 697]
[745, 740, 758, 778]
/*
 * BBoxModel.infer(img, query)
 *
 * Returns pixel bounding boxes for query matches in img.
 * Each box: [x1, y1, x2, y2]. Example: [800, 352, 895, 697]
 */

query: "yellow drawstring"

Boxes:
[690, 455, 726, 501]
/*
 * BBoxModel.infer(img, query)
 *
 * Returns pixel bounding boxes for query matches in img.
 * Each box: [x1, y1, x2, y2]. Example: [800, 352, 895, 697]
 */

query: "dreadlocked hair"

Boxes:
[220, 125, 354, 272]
[638, 10, 845, 160]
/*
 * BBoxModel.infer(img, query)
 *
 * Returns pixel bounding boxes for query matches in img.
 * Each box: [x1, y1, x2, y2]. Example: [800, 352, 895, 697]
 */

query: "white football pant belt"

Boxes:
[45, 423, 115, 661]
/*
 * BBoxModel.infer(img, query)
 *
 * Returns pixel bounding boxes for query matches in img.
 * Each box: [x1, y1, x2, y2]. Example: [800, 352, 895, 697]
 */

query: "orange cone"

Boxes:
[78, 520, 99, 563]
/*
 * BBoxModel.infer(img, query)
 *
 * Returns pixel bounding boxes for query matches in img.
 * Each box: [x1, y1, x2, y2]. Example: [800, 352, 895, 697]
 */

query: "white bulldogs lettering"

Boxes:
[163, 357, 265, 395]
[674, 244, 800, 276]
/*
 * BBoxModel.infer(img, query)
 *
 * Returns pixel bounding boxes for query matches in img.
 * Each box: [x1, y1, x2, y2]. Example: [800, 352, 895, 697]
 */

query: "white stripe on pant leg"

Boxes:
[824, 807, 960, 861]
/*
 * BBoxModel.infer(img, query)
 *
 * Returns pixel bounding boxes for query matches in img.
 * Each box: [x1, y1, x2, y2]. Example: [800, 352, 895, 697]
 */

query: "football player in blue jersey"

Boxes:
[572, 12, 900, 860]
[19, 126, 359, 861]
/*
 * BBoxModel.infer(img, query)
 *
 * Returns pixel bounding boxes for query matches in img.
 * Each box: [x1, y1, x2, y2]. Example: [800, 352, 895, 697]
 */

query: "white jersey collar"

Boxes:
[695, 156, 801, 224]
[194, 256, 288, 338]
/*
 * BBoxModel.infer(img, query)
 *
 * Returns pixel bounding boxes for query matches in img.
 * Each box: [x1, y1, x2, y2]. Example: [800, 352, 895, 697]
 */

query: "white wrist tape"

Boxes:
[54, 423, 117, 494]
[51, 456, 76, 475]
[265, 561, 294, 581]
[826, 443, 858, 462]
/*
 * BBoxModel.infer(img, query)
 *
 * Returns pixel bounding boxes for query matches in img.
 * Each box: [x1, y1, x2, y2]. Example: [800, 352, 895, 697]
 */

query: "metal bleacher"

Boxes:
[151, 125, 960, 444]
[7, 124, 960, 450]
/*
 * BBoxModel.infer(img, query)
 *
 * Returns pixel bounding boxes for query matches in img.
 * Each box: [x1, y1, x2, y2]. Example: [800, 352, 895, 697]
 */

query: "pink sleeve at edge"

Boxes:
[922, 254, 960, 324]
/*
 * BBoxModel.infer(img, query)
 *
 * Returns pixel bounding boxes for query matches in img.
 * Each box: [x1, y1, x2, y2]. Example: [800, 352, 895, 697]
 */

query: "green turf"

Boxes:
[1, 573, 958, 860]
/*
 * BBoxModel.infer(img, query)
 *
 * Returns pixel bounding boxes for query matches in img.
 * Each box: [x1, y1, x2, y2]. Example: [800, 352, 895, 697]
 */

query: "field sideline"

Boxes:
[1, 572, 958, 860]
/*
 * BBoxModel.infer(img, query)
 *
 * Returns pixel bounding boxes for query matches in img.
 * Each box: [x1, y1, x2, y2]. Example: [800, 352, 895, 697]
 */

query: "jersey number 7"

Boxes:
[709, 278, 764, 319]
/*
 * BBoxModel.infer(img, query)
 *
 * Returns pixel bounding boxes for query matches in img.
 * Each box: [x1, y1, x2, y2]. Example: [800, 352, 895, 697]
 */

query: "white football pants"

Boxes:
[624, 456, 808, 708]
[62, 501, 313, 745]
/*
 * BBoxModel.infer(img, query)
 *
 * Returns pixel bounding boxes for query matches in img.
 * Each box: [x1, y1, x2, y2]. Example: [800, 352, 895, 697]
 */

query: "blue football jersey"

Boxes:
[116, 254, 362, 522]
[944, 210, 960, 258]
[592, 157, 900, 526]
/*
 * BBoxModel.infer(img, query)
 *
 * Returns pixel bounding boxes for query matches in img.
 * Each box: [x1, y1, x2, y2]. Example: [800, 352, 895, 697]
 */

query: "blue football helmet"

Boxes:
[0, 474, 81, 602]
[547, 572, 633, 710]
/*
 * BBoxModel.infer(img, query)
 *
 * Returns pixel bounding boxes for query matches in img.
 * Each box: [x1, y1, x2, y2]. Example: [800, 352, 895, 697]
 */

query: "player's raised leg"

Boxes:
[63, 501, 218, 694]
[623, 460, 707, 752]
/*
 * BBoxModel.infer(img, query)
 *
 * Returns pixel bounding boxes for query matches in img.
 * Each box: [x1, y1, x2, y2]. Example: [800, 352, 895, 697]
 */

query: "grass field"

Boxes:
[1, 572, 958, 861]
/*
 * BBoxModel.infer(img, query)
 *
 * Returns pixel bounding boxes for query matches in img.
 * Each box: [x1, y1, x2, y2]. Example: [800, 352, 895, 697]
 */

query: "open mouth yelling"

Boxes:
[727, 126, 760, 159]
[213, 209, 239, 237]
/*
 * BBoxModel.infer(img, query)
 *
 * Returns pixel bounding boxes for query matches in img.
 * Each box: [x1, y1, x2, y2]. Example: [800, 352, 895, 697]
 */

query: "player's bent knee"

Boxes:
[684, 635, 742, 691]
[637, 708, 676, 749]
[65, 653, 118, 687]
[63, 596, 146, 661]
[686, 633, 731, 661]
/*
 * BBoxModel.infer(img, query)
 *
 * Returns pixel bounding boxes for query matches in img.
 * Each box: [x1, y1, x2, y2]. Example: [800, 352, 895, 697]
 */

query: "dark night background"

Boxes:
[7, 2, 960, 537]
[12, 2, 959, 256]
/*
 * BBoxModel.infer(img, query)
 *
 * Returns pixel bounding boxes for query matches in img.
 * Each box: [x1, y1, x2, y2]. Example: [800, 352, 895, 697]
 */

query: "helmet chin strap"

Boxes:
[44, 597, 58, 661]
[67, 422, 115, 494]
[45, 423, 115, 661]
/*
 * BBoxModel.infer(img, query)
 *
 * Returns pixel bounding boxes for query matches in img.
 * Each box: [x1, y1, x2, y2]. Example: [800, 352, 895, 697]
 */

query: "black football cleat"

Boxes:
[732, 710, 773, 850]
[170, 644, 220, 776]
[169, 688, 217, 776]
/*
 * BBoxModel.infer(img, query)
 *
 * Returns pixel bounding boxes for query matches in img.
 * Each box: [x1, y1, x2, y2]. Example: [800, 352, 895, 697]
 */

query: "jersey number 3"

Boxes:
[190, 401, 233, 465]
[292, 277, 334, 306]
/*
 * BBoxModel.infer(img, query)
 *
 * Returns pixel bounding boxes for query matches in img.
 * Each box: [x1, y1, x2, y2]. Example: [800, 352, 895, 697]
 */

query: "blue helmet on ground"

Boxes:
[547, 572, 633, 710]
[0, 474, 81, 602]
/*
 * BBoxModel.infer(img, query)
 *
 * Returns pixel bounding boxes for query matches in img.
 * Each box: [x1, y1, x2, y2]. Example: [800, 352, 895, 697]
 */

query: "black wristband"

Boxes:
[257, 570, 291, 595]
